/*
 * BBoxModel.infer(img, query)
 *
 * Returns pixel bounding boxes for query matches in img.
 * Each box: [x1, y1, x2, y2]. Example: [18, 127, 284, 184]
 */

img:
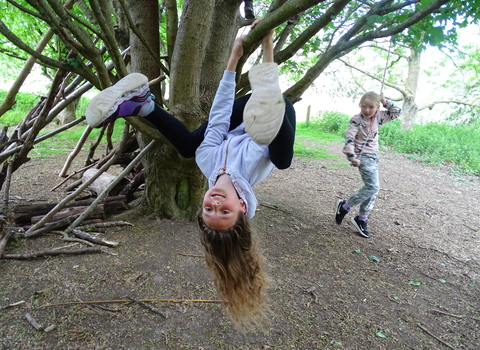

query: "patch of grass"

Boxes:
[32, 120, 125, 157]
[0, 89, 90, 127]
[381, 119, 480, 175]
[294, 121, 343, 159]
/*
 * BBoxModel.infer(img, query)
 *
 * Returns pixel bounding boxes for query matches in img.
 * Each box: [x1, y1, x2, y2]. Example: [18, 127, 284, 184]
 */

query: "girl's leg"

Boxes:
[144, 105, 203, 158]
[144, 95, 250, 158]
[268, 98, 296, 169]
[347, 155, 379, 214]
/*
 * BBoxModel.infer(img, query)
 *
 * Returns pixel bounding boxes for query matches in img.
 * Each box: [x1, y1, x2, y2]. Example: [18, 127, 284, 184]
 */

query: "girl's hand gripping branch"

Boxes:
[226, 35, 245, 72]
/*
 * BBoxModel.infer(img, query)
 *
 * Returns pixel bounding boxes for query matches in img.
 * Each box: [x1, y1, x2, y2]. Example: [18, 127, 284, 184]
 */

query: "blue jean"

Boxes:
[347, 154, 379, 217]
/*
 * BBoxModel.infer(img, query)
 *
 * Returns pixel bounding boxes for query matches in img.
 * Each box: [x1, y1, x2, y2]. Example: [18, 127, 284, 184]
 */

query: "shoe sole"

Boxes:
[350, 218, 370, 238]
[85, 73, 148, 128]
[244, 63, 285, 145]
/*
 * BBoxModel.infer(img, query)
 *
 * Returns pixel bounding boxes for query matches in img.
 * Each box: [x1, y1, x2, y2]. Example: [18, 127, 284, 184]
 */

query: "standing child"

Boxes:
[335, 91, 402, 238]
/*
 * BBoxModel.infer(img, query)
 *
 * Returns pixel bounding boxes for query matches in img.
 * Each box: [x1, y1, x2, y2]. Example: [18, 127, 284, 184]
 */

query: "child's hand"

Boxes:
[231, 35, 245, 60]
[251, 17, 274, 44]
[380, 92, 387, 106]
[226, 35, 245, 71]
[350, 159, 361, 167]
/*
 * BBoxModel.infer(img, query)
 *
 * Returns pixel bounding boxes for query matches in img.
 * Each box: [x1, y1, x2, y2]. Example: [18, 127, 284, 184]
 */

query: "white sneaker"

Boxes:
[85, 73, 152, 128]
[243, 63, 285, 145]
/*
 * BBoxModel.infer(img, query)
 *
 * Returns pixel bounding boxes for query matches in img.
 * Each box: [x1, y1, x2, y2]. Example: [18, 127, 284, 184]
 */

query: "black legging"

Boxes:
[144, 94, 296, 169]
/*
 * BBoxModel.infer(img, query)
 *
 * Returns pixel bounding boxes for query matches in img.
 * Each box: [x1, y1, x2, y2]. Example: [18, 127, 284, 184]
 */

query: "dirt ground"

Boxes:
[0, 140, 479, 350]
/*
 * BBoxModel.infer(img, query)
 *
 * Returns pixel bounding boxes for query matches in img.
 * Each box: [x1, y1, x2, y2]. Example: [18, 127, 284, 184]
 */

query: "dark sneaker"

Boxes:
[351, 216, 371, 238]
[245, 9, 255, 19]
[335, 200, 348, 225]
[244, 1, 255, 19]
[86, 73, 154, 128]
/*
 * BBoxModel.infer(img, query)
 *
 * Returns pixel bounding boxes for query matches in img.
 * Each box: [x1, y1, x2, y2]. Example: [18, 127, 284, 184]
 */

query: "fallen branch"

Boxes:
[2, 247, 102, 260]
[0, 230, 13, 257]
[431, 309, 480, 321]
[0, 300, 25, 310]
[24, 216, 78, 238]
[259, 203, 293, 215]
[25, 125, 130, 234]
[58, 126, 93, 177]
[78, 220, 133, 230]
[71, 229, 119, 247]
[65, 139, 156, 233]
[127, 295, 166, 318]
[77, 298, 120, 312]
[417, 323, 457, 350]
[52, 162, 96, 191]
[178, 252, 203, 258]
[2, 153, 17, 216]
[42, 298, 223, 308]
[25, 312, 43, 330]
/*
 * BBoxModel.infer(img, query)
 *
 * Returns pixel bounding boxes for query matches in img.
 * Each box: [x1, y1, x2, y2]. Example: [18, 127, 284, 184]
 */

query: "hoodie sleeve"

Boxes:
[202, 70, 236, 147]
[195, 70, 236, 174]
[342, 115, 361, 160]
[379, 100, 402, 125]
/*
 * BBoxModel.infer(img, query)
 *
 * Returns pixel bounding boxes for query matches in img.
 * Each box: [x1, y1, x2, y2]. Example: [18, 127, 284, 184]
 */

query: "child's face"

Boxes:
[202, 175, 246, 230]
[360, 100, 380, 119]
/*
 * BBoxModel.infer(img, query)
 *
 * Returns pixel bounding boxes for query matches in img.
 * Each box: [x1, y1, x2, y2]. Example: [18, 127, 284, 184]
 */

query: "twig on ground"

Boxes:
[259, 203, 292, 215]
[42, 298, 223, 308]
[431, 309, 480, 321]
[77, 298, 120, 312]
[2, 247, 102, 260]
[52, 231, 95, 247]
[0, 300, 25, 310]
[463, 224, 478, 232]
[78, 220, 133, 230]
[417, 323, 457, 350]
[127, 295, 167, 318]
[178, 252, 203, 258]
[72, 229, 119, 247]
[25, 312, 43, 330]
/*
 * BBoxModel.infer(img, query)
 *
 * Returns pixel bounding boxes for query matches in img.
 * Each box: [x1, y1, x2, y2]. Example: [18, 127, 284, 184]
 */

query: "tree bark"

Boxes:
[401, 48, 422, 130]
[14, 196, 128, 224]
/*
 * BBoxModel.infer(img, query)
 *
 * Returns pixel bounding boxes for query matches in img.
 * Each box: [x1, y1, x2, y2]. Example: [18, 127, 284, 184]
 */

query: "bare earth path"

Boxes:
[1, 141, 479, 349]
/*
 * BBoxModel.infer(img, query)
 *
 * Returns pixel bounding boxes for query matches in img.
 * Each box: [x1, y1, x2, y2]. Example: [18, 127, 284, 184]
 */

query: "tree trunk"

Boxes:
[127, 0, 237, 220]
[401, 48, 422, 130]
[57, 98, 78, 125]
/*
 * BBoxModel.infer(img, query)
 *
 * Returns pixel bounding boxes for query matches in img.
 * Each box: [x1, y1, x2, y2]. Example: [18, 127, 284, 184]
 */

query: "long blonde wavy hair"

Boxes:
[196, 209, 272, 330]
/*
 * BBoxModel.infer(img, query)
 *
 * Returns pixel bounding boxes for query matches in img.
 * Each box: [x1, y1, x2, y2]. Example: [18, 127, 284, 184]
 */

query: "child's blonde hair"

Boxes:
[196, 209, 271, 330]
[359, 91, 381, 107]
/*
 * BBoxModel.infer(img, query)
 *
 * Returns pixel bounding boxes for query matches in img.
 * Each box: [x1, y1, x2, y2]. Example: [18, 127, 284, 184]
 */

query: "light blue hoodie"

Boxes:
[195, 70, 275, 219]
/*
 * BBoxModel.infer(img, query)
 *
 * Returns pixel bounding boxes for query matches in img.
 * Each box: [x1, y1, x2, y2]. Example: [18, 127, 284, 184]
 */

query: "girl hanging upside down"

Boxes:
[85, 18, 296, 328]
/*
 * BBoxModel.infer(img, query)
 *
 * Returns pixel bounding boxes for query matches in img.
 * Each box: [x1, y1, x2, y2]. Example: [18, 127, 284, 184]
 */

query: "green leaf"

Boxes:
[67, 58, 83, 68]
[438, 279, 446, 283]
[376, 331, 388, 338]
[353, 249, 361, 254]
[366, 15, 381, 25]
[409, 280, 421, 286]
[369, 256, 380, 262]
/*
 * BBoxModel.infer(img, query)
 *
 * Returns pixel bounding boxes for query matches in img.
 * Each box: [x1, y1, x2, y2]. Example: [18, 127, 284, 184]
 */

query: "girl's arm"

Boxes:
[380, 92, 402, 123]
[342, 116, 361, 161]
[251, 17, 274, 63]
[196, 36, 244, 161]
